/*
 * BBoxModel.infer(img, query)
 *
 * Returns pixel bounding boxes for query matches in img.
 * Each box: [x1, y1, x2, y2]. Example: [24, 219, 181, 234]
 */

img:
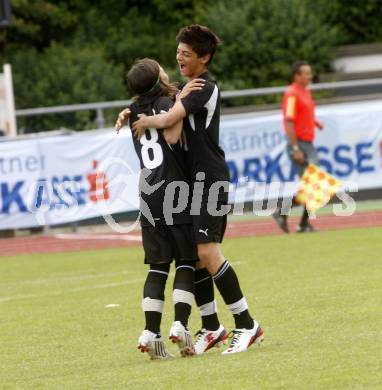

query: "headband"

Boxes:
[144, 73, 161, 94]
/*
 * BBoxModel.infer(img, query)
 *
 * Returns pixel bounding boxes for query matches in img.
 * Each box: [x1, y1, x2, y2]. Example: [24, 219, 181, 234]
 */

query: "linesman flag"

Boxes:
[295, 164, 341, 212]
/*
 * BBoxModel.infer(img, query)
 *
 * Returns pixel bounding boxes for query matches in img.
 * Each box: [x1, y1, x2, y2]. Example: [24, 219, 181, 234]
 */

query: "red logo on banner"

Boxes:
[87, 160, 110, 203]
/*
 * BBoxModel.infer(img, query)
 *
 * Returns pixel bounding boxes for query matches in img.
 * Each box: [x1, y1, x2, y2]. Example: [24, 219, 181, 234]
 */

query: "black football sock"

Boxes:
[300, 206, 309, 226]
[142, 263, 170, 334]
[144, 312, 162, 335]
[213, 260, 254, 329]
[173, 261, 195, 328]
[194, 268, 220, 331]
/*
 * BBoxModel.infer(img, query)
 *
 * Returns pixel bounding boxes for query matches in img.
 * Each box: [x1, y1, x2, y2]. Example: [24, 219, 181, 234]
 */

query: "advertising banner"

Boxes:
[1, 99, 381, 230]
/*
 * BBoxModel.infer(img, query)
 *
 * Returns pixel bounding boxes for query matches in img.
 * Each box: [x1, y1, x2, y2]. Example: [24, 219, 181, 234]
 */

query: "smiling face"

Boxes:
[176, 42, 210, 80]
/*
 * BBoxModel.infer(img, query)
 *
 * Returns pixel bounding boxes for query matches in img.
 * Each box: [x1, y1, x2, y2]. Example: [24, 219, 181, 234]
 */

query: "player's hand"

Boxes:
[178, 78, 205, 99]
[316, 120, 324, 131]
[132, 113, 148, 139]
[293, 149, 305, 164]
[115, 108, 131, 134]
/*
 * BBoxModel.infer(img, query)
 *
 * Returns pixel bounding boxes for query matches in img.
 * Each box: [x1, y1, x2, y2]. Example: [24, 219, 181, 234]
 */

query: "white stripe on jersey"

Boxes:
[204, 84, 219, 128]
[188, 113, 196, 131]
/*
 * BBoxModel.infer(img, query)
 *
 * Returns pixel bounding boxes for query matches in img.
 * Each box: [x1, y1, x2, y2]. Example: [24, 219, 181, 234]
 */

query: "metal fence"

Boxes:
[15, 78, 382, 129]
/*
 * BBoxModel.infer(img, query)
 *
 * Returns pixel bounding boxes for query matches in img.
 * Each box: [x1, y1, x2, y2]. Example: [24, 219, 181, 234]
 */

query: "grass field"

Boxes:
[1, 227, 382, 389]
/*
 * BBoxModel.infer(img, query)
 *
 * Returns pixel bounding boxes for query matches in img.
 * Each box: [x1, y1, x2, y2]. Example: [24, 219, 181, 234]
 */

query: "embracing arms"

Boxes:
[114, 78, 205, 144]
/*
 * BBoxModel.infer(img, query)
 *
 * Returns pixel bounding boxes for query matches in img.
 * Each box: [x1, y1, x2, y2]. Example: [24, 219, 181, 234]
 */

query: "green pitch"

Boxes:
[1, 227, 382, 389]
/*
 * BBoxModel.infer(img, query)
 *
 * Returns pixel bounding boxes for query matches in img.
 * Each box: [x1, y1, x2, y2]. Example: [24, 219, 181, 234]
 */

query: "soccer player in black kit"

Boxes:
[132, 26, 264, 355]
[123, 58, 203, 359]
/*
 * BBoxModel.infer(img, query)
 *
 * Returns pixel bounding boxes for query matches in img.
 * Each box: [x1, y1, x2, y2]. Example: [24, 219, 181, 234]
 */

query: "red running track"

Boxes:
[1, 210, 382, 257]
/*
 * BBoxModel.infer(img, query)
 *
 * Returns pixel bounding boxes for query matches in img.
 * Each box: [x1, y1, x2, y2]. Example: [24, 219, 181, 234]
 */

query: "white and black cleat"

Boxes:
[194, 325, 228, 355]
[222, 321, 264, 355]
[137, 330, 173, 360]
[169, 321, 195, 357]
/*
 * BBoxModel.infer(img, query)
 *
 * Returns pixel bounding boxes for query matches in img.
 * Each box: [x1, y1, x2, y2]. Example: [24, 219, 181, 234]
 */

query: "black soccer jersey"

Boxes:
[129, 95, 191, 227]
[180, 72, 230, 186]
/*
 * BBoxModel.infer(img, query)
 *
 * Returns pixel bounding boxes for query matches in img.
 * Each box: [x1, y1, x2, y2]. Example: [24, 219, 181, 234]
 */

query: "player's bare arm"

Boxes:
[177, 78, 205, 100]
[118, 79, 202, 137]
[115, 79, 202, 133]
[115, 108, 131, 133]
[163, 119, 183, 145]
[161, 79, 203, 143]
[132, 100, 187, 139]
[131, 112, 182, 145]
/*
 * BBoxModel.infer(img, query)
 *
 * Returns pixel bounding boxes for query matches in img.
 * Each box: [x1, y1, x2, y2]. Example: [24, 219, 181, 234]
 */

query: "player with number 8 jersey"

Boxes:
[129, 94, 191, 228]
[125, 58, 202, 359]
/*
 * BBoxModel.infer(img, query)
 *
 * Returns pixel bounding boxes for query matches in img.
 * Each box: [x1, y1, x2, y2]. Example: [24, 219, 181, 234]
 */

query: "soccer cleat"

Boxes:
[137, 330, 173, 360]
[222, 321, 264, 355]
[296, 222, 316, 233]
[194, 325, 228, 355]
[272, 209, 289, 233]
[169, 321, 195, 357]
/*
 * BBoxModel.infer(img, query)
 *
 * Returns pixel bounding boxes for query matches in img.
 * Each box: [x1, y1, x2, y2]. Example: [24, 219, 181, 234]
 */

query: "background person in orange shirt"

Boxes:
[273, 61, 324, 233]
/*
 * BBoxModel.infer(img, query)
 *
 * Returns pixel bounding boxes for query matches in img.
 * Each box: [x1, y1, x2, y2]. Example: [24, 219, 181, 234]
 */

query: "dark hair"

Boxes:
[127, 58, 177, 99]
[291, 60, 309, 80]
[176, 24, 221, 65]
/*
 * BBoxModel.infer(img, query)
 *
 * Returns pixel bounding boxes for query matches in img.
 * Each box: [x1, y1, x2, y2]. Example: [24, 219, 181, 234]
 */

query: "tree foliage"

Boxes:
[0, 0, 380, 132]
[13, 44, 125, 132]
[205, 0, 338, 91]
[327, 0, 382, 44]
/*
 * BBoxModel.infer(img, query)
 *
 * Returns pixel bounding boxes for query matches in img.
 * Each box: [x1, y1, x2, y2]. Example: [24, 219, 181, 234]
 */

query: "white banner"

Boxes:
[222, 100, 382, 203]
[0, 130, 141, 230]
[0, 99, 381, 230]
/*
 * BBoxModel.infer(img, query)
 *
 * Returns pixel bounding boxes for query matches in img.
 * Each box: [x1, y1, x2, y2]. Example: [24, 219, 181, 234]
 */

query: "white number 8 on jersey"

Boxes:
[140, 128, 164, 169]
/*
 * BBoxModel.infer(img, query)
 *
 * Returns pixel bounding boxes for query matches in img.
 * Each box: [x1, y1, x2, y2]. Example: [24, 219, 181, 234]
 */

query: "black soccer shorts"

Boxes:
[192, 202, 228, 244]
[142, 224, 197, 264]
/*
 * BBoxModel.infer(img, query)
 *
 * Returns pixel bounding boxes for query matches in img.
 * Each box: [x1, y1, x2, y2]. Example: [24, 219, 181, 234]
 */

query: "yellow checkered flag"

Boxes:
[295, 164, 341, 212]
